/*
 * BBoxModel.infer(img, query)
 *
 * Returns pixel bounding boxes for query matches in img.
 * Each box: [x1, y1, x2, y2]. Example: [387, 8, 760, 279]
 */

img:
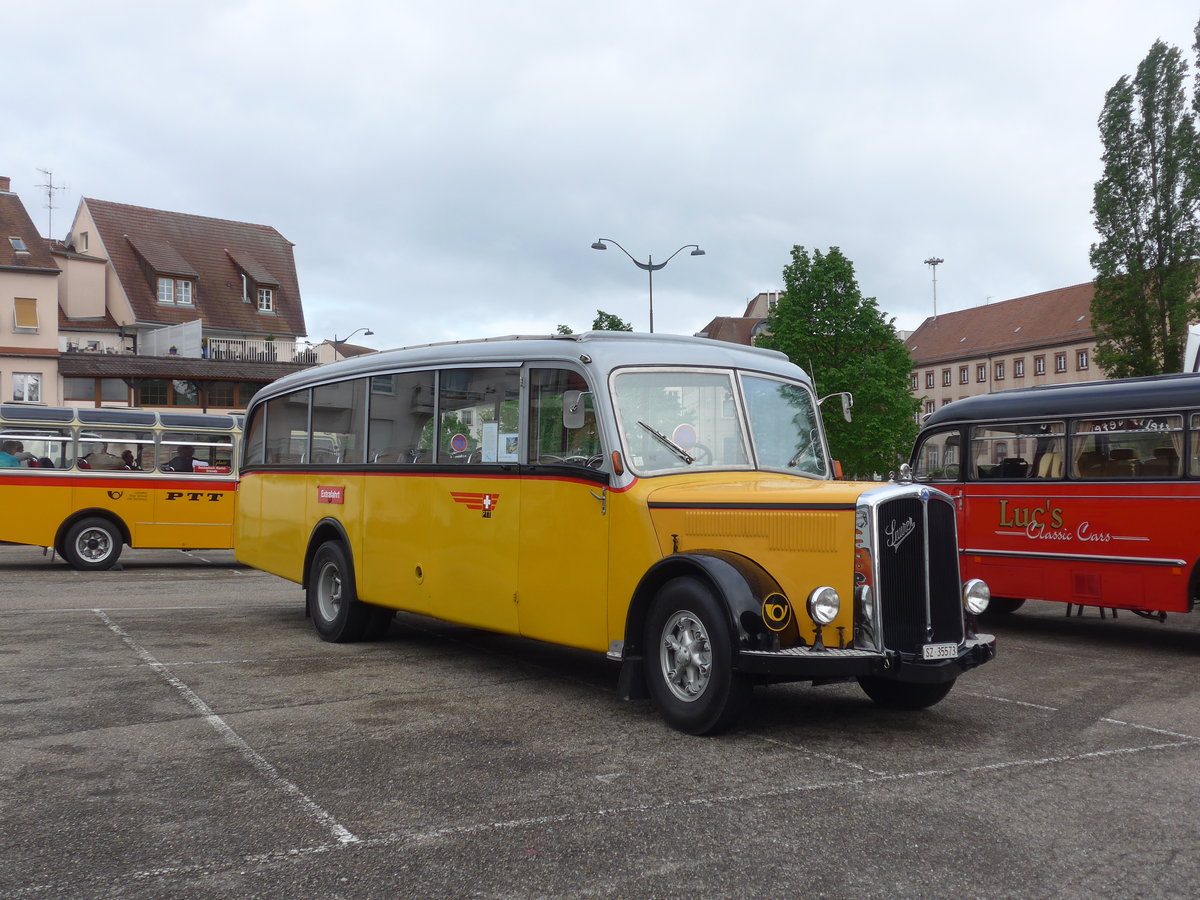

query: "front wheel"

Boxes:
[62, 517, 123, 571]
[984, 597, 1026, 616]
[857, 676, 955, 710]
[644, 577, 750, 735]
[308, 541, 369, 643]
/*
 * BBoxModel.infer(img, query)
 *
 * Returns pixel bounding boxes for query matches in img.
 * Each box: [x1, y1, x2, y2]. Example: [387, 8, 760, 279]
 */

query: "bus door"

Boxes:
[516, 369, 610, 652]
[427, 367, 523, 635]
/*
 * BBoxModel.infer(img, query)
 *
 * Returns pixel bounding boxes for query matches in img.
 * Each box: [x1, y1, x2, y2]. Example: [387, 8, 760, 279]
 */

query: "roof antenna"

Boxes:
[35, 168, 68, 239]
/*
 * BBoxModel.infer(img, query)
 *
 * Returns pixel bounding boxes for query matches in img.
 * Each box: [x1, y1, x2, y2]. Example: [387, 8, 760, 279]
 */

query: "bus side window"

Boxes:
[529, 368, 601, 466]
[367, 372, 435, 465]
[912, 428, 961, 481]
[264, 390, 310, 465]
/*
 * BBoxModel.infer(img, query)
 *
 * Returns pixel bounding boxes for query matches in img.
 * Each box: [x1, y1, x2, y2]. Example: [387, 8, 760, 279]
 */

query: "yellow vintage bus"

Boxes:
[236, 333, 994, 734]
[0, 405, 240, 570]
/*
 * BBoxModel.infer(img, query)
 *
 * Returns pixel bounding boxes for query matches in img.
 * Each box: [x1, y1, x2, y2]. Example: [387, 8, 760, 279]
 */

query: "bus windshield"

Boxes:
[611, 369, 827, 476]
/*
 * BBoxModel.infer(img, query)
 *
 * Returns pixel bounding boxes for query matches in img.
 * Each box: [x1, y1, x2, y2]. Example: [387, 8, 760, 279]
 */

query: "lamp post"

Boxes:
[591, 238, 705, 333]
[923, 257, 944, 318]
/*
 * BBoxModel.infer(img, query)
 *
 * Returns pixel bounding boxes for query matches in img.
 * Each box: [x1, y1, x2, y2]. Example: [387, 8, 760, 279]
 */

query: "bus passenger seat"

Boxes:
[1106, 448, 1139, 477]
[1035, 452, 1063, 478]
[1076, 450, 1104, 477]
[999, 457, 1028, 478]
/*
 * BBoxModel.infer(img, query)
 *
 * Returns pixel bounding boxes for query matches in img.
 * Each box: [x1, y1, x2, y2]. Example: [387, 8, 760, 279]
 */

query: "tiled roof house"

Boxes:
[1, 177, 319, 412]
[905, 282, 1099, 418]
[695, 292, 779, 345]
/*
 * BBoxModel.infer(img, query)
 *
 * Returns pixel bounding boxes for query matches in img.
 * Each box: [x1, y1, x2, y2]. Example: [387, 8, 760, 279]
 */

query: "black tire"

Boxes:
[857, 676, 955, 710]
[62, 517, 123, 571]
[643, 577, 750, 735]
[984, 597, 1026, 616]
[307, 541, 369, 643]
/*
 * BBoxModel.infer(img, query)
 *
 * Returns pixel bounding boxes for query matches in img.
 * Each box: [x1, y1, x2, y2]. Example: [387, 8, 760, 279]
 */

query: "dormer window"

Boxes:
[157, 277, 195, 305]
[258, 287, 274, 312]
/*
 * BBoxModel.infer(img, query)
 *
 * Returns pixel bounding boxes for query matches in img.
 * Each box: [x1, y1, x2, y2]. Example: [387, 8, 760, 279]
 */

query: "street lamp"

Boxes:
[332, 327, 374, 346]
[591, 238, 705, 333]
[923, 257, 944, 318]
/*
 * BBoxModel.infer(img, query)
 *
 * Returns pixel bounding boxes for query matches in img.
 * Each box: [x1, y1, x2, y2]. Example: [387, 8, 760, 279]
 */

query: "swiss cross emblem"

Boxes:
[451, 492, 500, 518]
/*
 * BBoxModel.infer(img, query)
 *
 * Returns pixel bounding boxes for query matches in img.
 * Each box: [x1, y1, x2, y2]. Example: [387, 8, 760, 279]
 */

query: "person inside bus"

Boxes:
[0, 440, 33, 467]
[121, 450, 140, 470]
[166, 445, 197, 472]
[85, 443, 123, 469]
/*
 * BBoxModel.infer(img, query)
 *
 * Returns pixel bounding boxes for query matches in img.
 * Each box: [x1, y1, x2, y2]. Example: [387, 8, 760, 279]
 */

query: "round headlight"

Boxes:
[807, 586, 840, 625]
[962, 579, 990, 615]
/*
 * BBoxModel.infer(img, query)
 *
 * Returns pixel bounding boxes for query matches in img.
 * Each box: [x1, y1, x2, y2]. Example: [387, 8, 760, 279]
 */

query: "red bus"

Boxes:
[909, 374, 1197, 620]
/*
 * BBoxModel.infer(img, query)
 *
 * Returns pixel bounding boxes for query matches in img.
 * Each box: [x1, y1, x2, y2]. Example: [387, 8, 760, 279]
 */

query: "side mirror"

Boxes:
[819, 391, 854, 423]
[563, 390, 589, 430]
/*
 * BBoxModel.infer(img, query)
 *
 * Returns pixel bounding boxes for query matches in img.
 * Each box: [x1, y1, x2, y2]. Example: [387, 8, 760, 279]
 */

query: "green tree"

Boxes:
[555, 324, 574, 335]
[1090, 35, 1200, 377]
[591, 309, 633, 331]
[757, 246, 919, 478]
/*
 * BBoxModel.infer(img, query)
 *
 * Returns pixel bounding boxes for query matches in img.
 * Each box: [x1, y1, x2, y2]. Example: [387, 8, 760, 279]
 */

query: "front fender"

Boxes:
[616, 550, 786, 701]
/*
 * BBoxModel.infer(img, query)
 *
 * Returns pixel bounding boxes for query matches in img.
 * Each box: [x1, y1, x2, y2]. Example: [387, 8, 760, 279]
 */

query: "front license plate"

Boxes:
[922, 642, 958, 661]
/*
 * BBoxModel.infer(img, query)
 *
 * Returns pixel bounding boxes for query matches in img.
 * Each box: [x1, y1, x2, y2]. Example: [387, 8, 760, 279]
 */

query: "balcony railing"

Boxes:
[204, 338, 316, 364]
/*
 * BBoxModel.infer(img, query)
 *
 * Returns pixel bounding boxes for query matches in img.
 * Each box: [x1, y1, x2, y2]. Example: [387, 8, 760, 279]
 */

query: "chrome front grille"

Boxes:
[857, 486, 964, 655]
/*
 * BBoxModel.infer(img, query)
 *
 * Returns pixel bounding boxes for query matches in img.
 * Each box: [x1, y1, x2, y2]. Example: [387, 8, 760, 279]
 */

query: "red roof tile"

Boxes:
[83, 198, 306, 337]
[0, 189, 58, 272]
[904, 282, 1095, 365]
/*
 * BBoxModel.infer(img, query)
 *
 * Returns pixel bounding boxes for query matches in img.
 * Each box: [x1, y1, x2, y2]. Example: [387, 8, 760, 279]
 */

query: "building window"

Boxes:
[64, 377, 129, 404]
[924, 371, 934, 389]
[1035, 355, 1046, 375]
[9, 236, 29, 253]
[1014, 358, 1025, 378]
[1077, 349, 1089, 370]
[176, 280, 193, 305]
[14, 297, 39, 332]
[942, 369, 951, 387]
[959, 366, 968, 385]
[925, 400, 935, 414]
[258, 288, 274, 312]
[157, 277, 174, 303]
[976, 364, 987, 383]
[80, 231, 89, 251]
[1055, 353, 1067, 373]
[994, 361, 1005, 380]
[910, 373, 918, 391]
[158, 277, 195, 305]
[12, 373, 41, 403]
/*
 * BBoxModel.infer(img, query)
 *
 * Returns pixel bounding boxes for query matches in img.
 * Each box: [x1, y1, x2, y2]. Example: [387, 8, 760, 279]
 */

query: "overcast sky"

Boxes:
[7, 1, 1200, 350]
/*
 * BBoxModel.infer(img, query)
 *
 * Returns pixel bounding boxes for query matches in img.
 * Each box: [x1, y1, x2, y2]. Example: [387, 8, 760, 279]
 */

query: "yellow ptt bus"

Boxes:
[0, 404, 240, 570]
[235, 333, 994, 734]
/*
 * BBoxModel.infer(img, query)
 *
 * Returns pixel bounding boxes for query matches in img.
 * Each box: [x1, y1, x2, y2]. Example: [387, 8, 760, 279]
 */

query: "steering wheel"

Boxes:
[688, 443, 713, 466]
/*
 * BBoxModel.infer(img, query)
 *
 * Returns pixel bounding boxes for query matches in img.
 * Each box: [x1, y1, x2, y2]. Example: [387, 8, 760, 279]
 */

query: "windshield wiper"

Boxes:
[637, 421, 694, 464]
[787, 430, 818, 469]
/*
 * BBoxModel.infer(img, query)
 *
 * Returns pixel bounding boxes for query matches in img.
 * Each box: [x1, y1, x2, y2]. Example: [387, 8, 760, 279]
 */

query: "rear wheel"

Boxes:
[308, 541, 369, 643]
[857, 676, 955, 710]
[62, 517, 123, 571]
[644, 577, 750, 735]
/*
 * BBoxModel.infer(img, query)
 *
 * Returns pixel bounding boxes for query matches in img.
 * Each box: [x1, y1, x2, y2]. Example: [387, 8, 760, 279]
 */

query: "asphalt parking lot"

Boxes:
[2, 544, 1199, 899]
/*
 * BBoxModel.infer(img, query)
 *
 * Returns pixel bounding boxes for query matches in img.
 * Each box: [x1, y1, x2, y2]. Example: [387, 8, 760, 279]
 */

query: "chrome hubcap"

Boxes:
[316, 561, 342, 622]
[77, 528, 112, 563]
[659, 610, 712, 702]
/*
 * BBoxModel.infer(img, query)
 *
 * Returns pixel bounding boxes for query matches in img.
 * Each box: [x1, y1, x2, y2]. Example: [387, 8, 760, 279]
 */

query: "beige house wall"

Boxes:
[911, 338, 1099, 418]
[1, 268, 62, 405]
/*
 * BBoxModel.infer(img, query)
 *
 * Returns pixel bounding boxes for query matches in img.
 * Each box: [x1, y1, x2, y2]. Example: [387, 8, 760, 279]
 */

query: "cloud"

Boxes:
[7, 0, 1199, 348]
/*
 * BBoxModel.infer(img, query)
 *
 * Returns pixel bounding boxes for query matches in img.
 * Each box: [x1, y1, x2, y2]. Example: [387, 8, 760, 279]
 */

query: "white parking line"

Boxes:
[93, 609, 360, 846]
